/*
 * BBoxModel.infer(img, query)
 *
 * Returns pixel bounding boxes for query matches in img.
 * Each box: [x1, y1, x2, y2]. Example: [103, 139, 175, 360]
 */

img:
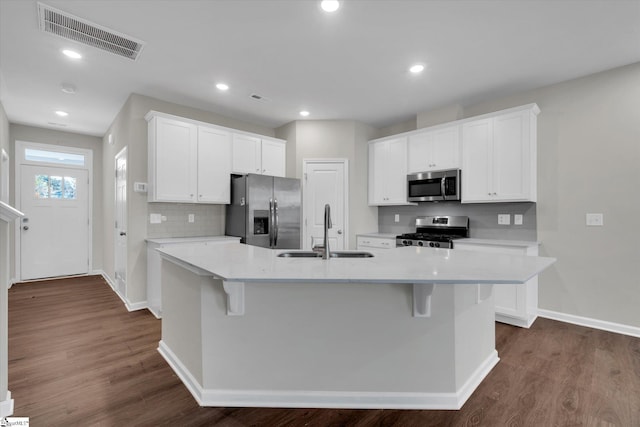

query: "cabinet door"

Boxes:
[369, 137, 408, 205]
[232, 134, 261, 174]
[368, 140, 388, 204]
[461, 118, 492, 203]
[430, 126, 460, 171]
[261, 139, 286, 177]
[356, 236, 395, 250]
[407, 131, 432, 173]
[385, 137, 409, 203]
[153, 118, 197, 202]
[492, 111, 531, 201]
[197, 126, 231, 203]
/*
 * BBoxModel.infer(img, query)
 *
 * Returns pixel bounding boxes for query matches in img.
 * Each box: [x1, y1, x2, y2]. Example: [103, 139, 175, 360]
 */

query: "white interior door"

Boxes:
[302, 160, 348, 250]
[115, 148, 127, 298]
[20, 164, 89, 280]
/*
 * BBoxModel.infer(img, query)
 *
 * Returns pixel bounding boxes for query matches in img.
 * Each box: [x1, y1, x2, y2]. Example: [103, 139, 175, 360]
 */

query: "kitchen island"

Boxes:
[156, 242, 554, 409]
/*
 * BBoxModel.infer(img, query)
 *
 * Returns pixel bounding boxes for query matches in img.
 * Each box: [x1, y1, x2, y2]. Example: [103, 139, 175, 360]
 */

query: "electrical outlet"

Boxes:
[394, 214, 400, 223]
[586, 213, 603, 226]
[514, 214, 523, 225]
[188, 214, 195, 223]
[149, 213, 162, 224]
[498, 214, 511, 225]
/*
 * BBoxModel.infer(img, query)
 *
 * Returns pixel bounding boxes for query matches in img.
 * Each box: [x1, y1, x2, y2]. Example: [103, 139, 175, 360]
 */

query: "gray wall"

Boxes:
[275, 120, 378, 249]
[9, 124, 104, 273]
[0, 102, 10, 406]
[102, 93, 276, 305]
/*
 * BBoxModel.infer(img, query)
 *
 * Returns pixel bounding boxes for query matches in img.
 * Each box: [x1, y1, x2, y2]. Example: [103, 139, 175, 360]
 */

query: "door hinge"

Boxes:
[304, 173, 308, 181]
[115, 220, 118, 229]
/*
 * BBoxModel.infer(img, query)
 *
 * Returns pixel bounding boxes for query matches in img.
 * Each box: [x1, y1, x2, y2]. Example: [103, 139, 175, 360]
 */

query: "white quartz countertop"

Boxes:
[157, 242, 555, 285]
[146, 236, 240, 245]
[455, 238, 540, 248]
[356, 232, 398, 239]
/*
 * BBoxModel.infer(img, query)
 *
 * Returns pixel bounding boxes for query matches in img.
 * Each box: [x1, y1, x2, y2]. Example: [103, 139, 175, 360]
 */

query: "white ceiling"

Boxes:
[1, 0, 639, 137]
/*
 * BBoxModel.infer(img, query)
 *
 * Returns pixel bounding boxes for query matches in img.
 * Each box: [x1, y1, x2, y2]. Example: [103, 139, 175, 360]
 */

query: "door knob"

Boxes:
[120, 231, 127, 236]
[23, 226, 29, 231]
[337, 230, 343, 235]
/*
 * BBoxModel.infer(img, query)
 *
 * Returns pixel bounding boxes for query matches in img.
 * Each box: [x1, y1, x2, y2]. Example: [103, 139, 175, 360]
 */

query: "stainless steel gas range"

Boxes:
[396, 216, 469, 248]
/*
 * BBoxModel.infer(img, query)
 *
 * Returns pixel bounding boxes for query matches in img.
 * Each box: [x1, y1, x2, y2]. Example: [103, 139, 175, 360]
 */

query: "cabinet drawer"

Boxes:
[357, 236, 395, 249]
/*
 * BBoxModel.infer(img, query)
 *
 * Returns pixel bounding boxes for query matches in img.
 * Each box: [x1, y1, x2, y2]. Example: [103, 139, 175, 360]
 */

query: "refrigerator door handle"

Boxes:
[268, 198, 274, 248]
[274, 198, 279, 247]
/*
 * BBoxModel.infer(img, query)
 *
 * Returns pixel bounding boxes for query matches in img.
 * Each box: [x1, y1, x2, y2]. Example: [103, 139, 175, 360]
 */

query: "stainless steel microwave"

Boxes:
[407, 169, 461, 202]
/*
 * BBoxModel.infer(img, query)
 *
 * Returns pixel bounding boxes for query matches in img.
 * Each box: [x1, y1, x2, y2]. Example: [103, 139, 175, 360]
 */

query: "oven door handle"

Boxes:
[440, 177, 447, 200]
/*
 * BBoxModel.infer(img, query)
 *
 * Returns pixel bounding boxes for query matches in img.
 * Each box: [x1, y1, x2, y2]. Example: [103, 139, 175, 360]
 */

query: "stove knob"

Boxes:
[418, 241, 424, 246]
[429, 242, 435, 247]
[408, 241, 413, 245]
[402, 240, 408, 246]
[434, 242, 440, 248]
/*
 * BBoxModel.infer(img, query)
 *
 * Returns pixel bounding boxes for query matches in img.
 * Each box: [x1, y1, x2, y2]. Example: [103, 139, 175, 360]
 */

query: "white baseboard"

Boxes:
[97, 271, 148, 313]
[158, 340, 498, 410]
[0, 390, 14, 417]
[538, 309, 640, 338]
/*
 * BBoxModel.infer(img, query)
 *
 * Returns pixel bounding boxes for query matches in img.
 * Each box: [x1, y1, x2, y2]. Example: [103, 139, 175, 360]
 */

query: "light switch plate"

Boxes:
[498, 214, 511, 225]
[394, 214, 400, 223]
[150, 213, 162, 224]
[188, 214, 195, 223]
[586, 213, 604, 226]
[514, 214, 523, 225]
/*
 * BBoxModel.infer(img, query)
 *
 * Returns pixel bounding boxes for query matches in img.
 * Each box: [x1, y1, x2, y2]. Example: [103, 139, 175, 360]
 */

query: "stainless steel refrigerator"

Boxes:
[225, 174, 301, 249]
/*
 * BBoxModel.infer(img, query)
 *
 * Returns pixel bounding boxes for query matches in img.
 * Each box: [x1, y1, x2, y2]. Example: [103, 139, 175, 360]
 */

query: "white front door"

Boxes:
[115, 148, 127, 298]
[20, 164, 89, 280]
[302, 160, 348, 250]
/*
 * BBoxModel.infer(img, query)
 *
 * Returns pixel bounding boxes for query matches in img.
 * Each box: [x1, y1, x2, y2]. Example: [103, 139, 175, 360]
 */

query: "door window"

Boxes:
[34, 174, 77, 200]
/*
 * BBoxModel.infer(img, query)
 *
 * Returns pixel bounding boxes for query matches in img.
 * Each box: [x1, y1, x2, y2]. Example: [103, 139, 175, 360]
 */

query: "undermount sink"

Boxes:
[277, 251, 374, 259]
[329, 251, 374, 258]
[277, 251, 322, 258]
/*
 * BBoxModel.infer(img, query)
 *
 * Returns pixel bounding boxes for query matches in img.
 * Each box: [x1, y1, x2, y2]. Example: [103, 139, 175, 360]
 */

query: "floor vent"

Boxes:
[37, 2, 145, 61]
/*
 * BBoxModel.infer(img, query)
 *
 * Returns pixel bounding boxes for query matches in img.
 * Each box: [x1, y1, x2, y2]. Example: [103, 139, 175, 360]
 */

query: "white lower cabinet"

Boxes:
[146, 237, 239, 318]
[454, 240, 539, 328]
[356, 235, 396, 250]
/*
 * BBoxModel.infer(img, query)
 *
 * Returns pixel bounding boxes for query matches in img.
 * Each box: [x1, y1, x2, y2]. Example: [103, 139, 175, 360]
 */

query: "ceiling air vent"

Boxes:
[37, 2, 145, 61]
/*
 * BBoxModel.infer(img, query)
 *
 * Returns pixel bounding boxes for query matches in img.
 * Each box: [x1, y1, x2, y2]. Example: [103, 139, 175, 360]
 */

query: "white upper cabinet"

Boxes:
[260, 138, 286, 177]
[407, 125, 461, 173]
[232, 134, 286, 177]
[368, 136, 411, 205]
[462, 104, 539, 203]
[197, 126, 232, 204]
[147, 111, 280, 204]
[148, 116, 198, 203]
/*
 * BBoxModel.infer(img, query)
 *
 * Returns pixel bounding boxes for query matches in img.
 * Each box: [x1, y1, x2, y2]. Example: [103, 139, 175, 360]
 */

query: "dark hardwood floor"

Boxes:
[8, 275, 640, 426]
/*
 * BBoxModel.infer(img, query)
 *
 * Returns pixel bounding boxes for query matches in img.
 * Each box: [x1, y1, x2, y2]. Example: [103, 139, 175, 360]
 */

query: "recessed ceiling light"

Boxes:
[62, 49, 82, 59]
[321, 0, 340, 12]
[55, 110, 69, 117]
[61, 83, 76, 94]
[409, 64, 425, 74]
[300, 111, 310, 117]
[216, 83, 229, 91]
